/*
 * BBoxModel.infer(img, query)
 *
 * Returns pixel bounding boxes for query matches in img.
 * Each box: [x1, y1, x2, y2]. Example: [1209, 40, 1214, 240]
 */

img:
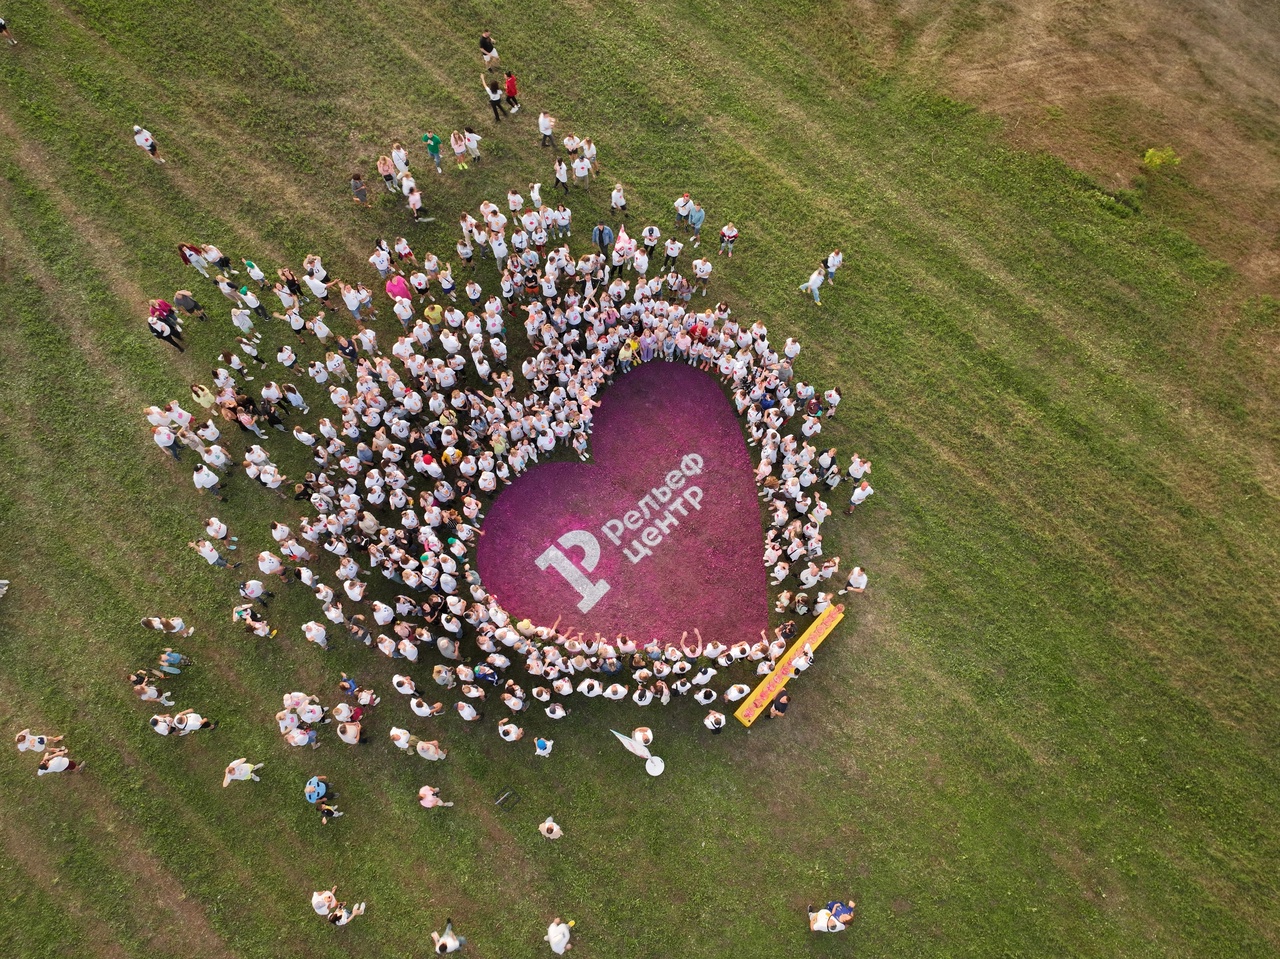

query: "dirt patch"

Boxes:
[851, 0, 1280, 295]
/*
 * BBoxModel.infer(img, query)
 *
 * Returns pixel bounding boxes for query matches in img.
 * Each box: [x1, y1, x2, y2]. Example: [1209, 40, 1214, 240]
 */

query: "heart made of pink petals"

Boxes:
[476, 361, 768, 649]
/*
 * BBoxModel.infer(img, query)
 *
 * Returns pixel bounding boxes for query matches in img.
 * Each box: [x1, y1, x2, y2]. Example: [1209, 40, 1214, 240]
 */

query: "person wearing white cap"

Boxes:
[133, 125, 165, 163]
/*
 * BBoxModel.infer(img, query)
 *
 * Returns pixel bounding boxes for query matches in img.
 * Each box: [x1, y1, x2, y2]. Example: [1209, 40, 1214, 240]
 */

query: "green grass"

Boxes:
[0, 0, 1277, 957]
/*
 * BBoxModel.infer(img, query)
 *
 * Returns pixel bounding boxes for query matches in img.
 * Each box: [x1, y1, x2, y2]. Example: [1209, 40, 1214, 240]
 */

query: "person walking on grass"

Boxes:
[480, 28, 499, 70]
[133, 125, 166, 163]
[1, 15, 18, 45]
[16, 729, 62, 753]
[432, 918, 466, 953]
[688, 201, 706, 247]
[37, 747, 85, 776]
[328, 901, 366, 926]
[482, 74, 508, 122]
[190, 538, 240, 568]
[591, 221, 614, 260]
[674, 193, 693, 231]
[545, 917, 574, 954]
[141, 615, 195, 637]
[504, 70, 520, 112]
[572, 154, 591, 189]
[539, 111, 556, 148]
[718, 222, 738, 257]
[422, 130, 443, 173]
[464, 127, 483, 164]
[450, 130, 468, 170]
[539, 816, 563, 838]
[825, 248, 843, 286]
[799, 263, 825, 306]
[377, 154, 397, 192]
[148, 312, 184, 352]
[223, 758, 264, 786]
[350, 172, 370, 207]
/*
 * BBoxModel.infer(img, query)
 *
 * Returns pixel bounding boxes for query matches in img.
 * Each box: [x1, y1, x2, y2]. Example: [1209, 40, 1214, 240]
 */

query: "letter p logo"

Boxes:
[536, 529, 612, 613]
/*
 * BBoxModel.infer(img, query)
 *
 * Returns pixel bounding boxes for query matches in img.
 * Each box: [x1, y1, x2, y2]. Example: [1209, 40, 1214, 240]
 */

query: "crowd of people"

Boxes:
[12, 19, 874, 948]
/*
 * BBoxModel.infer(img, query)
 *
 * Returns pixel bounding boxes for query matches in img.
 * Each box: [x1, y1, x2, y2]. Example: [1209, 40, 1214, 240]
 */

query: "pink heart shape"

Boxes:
[476, 361, 768, 649]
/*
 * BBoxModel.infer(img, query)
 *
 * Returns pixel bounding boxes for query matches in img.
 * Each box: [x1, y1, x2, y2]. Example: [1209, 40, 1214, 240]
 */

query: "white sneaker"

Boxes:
[511, 105, 520, 113]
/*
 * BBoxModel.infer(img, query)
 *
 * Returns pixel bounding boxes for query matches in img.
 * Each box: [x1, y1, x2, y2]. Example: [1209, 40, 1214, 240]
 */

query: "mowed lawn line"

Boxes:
[0, 0, 1274, 952]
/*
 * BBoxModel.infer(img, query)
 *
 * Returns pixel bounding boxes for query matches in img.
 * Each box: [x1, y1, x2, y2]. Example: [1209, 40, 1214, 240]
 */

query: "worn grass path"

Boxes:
[0, 1, 1277, 957]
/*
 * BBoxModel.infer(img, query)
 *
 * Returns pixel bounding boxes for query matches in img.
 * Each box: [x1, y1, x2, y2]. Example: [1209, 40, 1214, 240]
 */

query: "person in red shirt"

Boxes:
[503, 70, 520, 113]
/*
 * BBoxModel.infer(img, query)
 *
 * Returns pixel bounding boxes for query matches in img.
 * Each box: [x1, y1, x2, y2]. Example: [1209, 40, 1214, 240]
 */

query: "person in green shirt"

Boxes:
[421, 130, 443, 174]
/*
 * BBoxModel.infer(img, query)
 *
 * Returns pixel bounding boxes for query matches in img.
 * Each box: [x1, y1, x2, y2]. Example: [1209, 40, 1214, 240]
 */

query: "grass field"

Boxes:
[0, 1, 1278, 957]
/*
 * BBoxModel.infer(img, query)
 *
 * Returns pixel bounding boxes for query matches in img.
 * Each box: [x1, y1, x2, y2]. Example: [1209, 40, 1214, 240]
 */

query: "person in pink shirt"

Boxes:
[386, 273, 412, 301]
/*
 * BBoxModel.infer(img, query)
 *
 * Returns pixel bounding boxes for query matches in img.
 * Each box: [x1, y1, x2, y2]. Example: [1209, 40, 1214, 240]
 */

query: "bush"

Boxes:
[1143, 146, 1181, 169]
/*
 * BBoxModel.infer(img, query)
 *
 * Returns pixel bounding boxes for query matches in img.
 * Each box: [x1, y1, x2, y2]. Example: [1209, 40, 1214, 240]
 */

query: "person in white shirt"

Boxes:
[223, 758, 264, 786]
[544, 917, 573, 954]
[538, 111, 556, 147]
[662, 237, 683, 270]
[692, 257, 713, 295]
[673, 193, 693, 229]
[152, 425, 180, 460]
[431, 918, 466, 953]
[498, 718, 524, 741]
[192, 464, 224, 500]
[845, 480, 874, 513]
[133, 125, 165, 163]
[539, 816, 563, 839]
[572, 155, 590, 187]
[839, 566, 868, 594]
[36, 747, 84, 775]
[311, 888, 338, 917]
[825, 248, 844, 284]
[16, 729, 61, 753]
[799, 264, 825, 305]
[189, 538, 238, 568]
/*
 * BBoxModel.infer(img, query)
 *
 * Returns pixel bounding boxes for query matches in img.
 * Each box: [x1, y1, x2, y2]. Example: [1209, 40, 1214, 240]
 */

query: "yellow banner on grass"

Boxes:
[734, 603, 844, 727]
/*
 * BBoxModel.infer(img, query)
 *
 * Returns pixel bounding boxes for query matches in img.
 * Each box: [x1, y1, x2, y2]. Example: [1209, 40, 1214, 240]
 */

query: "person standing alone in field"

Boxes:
[0, 15, 17, 45]
[133, 125, 166, 163]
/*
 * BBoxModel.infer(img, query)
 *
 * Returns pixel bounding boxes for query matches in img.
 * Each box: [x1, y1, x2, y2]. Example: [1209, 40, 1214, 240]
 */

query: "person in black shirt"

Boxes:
[768, 691, 790, 719]
[479, 30, 499, 71]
